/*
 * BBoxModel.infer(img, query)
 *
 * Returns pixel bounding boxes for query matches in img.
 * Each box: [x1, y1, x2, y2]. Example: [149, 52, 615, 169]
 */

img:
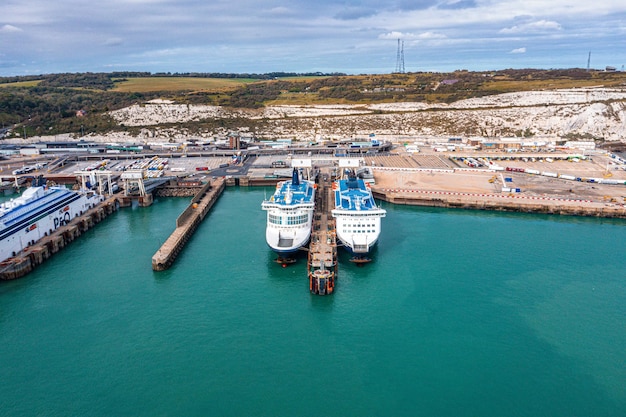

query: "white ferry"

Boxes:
[332, 170, 386, 255]
[262, 168, 316, 255]
[1, 177, 105, 262]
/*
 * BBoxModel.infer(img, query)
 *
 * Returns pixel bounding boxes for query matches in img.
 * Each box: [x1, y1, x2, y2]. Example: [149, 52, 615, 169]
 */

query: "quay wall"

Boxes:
[224, 177, 282, 187]
[247, 178, 282, 186]
[0, 198, 119, 280]
[152, 178, 225, 271]
[373, 189, 626, 218]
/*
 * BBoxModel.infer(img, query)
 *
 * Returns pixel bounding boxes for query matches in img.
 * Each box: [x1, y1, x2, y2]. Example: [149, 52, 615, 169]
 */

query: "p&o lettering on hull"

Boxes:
[53, 211, 72, 229]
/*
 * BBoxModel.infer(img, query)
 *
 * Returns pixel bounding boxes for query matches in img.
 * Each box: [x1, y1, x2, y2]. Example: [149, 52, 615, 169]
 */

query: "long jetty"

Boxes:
[152, 177, 225, 271]
[308, 171, 337, 295]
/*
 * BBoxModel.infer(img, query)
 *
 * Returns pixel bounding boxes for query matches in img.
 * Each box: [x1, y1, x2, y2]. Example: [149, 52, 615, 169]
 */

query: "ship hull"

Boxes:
[1, 186, 104, 262]
[333, 210, 385, 255]
[265, 227, 312, 255]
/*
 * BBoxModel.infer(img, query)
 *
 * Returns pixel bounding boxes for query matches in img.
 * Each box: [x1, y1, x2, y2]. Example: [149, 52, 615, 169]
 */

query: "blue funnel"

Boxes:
[291, 168, 300, 186]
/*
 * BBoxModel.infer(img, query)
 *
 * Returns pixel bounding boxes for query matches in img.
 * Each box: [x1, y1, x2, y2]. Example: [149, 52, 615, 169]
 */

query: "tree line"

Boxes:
[0, 71, 348, 88]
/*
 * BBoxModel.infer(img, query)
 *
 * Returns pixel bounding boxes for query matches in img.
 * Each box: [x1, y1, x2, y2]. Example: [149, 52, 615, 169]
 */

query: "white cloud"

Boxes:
[378, 31, 418, 40]
[379, 31, 406, 40]
[0, 24, 23, 33]
[510, 47, 526, 54]
[500, 20, 562, 34]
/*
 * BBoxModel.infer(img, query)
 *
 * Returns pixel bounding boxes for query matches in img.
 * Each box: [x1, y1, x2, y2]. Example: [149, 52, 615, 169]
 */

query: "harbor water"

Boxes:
[1, 188, 625, 416]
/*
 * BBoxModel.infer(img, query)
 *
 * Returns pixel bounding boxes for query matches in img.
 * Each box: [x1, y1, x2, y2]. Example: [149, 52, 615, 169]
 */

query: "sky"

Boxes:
[1, 0, 625, 76]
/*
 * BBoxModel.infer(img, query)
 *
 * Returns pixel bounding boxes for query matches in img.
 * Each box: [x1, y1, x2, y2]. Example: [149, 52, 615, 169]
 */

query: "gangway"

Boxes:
[119, 170, 171, 206]
[144, 177, 172, 193]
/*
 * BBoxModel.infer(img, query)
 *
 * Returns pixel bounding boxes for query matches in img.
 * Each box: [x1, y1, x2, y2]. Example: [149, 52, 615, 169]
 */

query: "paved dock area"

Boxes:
[4, 145, 626, 216]
[372, 168, 626, 217]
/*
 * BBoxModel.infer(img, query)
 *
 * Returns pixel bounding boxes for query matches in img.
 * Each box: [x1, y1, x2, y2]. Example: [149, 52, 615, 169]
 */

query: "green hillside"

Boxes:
[1, 69, 625, 138]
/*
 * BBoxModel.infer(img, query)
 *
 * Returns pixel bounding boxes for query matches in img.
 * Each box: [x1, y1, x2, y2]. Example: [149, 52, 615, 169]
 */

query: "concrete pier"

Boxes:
[308, 171, 337, 295]
[0, 198, 119, 280]
[152, 178, 225, 271]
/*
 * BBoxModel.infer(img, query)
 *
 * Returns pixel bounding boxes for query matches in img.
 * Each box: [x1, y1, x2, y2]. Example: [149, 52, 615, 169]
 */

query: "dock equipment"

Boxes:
[308, 171, 337, 295]
[75, 170, 121, 196]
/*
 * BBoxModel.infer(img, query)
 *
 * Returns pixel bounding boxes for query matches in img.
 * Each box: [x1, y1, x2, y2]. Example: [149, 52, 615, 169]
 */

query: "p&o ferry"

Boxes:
[1, 176, 105, 263]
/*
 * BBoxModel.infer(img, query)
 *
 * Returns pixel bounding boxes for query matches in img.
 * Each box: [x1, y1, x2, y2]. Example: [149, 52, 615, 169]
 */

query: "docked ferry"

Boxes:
[1, 176, 105, 263]
[261, 168, 315, 255]
[332, 170, 386, 255]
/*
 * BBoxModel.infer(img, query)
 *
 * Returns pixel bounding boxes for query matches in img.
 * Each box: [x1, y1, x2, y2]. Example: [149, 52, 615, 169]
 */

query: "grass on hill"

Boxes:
[273, 75, 330, 82]
[0, 80, 43, 88]
[481, 72, 626, 94]
[110, 77, 259, 93]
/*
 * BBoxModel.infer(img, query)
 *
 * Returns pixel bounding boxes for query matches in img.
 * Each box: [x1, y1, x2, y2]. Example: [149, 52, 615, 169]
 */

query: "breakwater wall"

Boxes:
[373, 189, 626, 218]
[0, 198, 119, 280]
[152, 178, 225, 271]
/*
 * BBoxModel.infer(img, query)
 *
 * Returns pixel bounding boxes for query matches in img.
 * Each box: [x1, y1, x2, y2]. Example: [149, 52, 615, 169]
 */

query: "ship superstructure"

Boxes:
[332, 169, 385, 255]
[262, 168, 315, 255]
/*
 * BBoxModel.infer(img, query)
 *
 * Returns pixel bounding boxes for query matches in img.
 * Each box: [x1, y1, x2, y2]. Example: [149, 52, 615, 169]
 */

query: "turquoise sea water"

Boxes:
[1, 188, 625, 416]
